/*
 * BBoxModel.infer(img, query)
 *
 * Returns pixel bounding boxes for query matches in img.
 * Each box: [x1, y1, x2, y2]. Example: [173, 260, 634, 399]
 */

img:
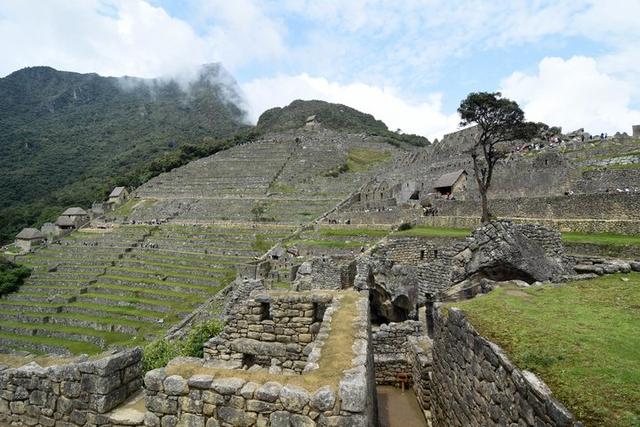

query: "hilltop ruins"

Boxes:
[1, 101, 639, 426]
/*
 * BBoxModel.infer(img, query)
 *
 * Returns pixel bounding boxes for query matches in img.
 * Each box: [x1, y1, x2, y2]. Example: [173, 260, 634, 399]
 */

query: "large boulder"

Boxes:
[450, 220, 573, 283]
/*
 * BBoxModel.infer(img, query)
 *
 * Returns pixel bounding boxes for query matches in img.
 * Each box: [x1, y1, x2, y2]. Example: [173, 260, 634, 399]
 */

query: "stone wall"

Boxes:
[434, 192, 640, 220]
[294, 256, 356, 291]
[431, 307, 579, 427]
[0, 349, 142, 427]
[371, 321, 423, 385]
[204, 292, 335, 374]
[144, 291, 378, 427]
[407, 336, 432, 412]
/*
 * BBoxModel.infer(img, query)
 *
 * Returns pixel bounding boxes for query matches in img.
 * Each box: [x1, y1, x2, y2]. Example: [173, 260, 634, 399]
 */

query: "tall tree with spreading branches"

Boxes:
[458, 92, 537, 223]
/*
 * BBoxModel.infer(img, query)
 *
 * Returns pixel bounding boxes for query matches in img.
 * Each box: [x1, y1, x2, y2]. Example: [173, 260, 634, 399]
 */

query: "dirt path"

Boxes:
[377, 385, 429, 427]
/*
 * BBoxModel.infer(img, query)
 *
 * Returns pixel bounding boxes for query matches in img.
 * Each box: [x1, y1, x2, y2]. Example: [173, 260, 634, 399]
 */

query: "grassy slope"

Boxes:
[451, 274, 640, 427]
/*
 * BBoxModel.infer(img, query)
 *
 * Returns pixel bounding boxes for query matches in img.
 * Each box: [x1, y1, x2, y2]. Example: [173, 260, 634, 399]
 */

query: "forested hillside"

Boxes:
[0, 65, 248, 242]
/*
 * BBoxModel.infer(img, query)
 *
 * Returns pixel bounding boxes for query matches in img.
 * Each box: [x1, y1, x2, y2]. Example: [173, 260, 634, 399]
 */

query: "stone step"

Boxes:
[127, 250, 252, 267]
[105, 268, 223, 287]
[86, 284, 194, 302]
[114, 260, 232, 277]
[61, 305, 161, 323]
[96, 276, 218, 295]
[0, 322, 108, 348]
[0, 301, 62, 314]
[0, 335, 74, 356]
[29, 272, 98, 281]
[0, 310, 139, 335]
[73, 293, 173, 313]
[4, 292, 76, 304]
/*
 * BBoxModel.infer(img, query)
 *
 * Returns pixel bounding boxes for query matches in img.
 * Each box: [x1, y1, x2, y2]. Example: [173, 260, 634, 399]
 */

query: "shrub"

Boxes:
[142, 318, 224, 373]
[142, 338, 181, 373]
[181, 319, 224, 358]
[0, 257, 31, 297]
[397, 222, 414, 231]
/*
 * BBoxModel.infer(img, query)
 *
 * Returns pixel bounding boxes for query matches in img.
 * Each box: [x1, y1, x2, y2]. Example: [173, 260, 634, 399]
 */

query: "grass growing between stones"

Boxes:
[561, 231, 640, 246]
[451, 274, 640, 427]
[318, 227, 391, 238]
[346, 148, 392, 172]
[392, 225, 471, 238]
[0, 331, 102, 355]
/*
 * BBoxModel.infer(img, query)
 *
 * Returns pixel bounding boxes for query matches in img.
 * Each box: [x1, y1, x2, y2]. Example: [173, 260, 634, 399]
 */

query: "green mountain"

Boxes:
[0, 64, 248, 242]
[257, 99, 429, 147]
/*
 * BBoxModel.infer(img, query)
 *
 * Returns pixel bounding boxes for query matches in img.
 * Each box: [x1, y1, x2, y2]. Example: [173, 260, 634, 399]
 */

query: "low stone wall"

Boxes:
[145, 291, 378, 426]
[431, 307, 579, 426]
[371, 321, 423, 385]
[421, 215, 640, 235]
[0, 348, 143, 427]
[429, 193, 640, 234]
[407, 336, 432, 412]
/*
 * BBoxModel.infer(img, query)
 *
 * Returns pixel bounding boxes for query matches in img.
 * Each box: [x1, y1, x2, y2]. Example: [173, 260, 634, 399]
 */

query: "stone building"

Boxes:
[14, 228, 45, 251]
[108, 187, 129, 205]
[633, 124, 640, 138]
[432, 169, 467, 198]
[55, 207, 90, 230]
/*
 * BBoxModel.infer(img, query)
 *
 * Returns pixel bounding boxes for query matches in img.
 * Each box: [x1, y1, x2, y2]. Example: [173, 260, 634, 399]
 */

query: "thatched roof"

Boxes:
[62, 207, 88, 216]
[16, 228, 44, 240]
[109, 186, 127, 197]
[433, 169, 467, 189]
[55, 216, 76, 227]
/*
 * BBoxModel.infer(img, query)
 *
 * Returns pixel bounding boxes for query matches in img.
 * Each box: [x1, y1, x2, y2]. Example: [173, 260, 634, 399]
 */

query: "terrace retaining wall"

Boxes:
[0, 348, 143, 427]
[431, 307, 579, 427]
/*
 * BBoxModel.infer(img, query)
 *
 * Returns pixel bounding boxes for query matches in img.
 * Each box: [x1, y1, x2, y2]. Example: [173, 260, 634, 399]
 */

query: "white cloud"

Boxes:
[0, 0, 285, 78]
[241, 74, 459, 140]
[501, 56, 640, 134]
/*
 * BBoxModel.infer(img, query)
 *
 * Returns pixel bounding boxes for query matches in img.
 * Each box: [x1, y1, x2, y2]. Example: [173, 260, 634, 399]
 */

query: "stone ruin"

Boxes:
[2, 220, 637, 426]
[204, 291, 335, 374]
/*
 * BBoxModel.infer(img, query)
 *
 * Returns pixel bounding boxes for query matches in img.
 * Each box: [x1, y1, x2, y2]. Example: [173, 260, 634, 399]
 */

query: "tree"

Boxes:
[250, 201, 267, 222]
[458, 92, 537, 223]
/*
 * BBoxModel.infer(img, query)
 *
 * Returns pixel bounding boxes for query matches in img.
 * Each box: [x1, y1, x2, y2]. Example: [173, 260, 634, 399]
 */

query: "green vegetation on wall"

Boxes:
[0, 256, 31, 297]
[142, 318, 223, 373]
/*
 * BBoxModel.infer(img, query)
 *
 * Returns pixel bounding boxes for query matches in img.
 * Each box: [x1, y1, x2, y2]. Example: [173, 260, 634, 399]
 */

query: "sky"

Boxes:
[0, 0, 639, 139]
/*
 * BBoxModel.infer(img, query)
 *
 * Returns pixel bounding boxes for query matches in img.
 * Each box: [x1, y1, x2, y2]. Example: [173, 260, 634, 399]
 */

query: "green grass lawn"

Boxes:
[562, 232, 640, 246]
[393, 225, 471, 238]
[346, 148, 391, 172]
[451, 273, 640, 427]
[318, 227, 391, 238]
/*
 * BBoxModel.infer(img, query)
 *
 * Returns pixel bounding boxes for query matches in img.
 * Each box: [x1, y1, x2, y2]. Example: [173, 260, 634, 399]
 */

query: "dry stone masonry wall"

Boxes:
[432, 307, 579, 427]
[0, 349, 142, 427]
[144, 290, 378, 427]
[204, 292, 335, 374]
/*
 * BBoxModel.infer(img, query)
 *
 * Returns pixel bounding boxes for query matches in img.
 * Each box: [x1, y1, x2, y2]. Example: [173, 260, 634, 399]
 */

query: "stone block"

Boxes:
[280, 385, 310, 412]
[310, 386, 335, 412]
[338, 368, 367, 413]
[211, 378, 245, 395]
[187, 375, 214, 390]
[255, 382, 282, 402]
[217, 406, 256, 427]
[202, 391, 224, 405]
[269, 411, 291, 426]
[164, 376, 188, 396]
[246, 399, 276, 413]
[176, 413, 204, 427]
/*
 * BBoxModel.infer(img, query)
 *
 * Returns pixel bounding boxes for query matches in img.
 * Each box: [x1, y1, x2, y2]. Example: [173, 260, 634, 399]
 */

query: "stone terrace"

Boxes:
[0, 224, 295, 356]
[129, 128, 408, 224]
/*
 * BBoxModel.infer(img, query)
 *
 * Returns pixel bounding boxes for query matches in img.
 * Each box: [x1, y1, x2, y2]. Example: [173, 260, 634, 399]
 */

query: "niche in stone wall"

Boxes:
[260, 302, 272, 321]
[242, 353, 271, 369]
